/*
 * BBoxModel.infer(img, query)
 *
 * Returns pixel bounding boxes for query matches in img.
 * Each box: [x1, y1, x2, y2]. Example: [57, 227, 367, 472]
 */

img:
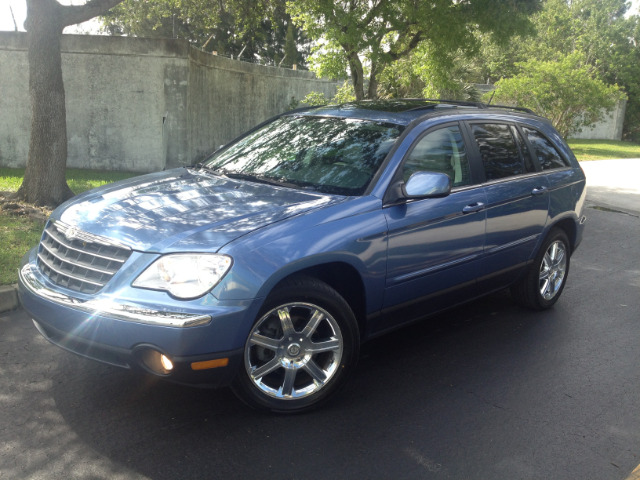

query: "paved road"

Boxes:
[1, 162, 639, 479]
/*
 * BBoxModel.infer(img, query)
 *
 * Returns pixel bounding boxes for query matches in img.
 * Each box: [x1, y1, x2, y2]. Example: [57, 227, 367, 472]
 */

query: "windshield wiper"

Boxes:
[188, 163, 226, 176]
[223, 172, 301, 189]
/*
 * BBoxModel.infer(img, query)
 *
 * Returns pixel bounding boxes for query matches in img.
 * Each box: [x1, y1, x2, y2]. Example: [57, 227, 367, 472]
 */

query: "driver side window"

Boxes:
[403, 125, 472, 187]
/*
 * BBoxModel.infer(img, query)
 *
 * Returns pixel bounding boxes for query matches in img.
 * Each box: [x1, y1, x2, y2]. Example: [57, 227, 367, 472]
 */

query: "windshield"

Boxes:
[204, 115, 404, 195]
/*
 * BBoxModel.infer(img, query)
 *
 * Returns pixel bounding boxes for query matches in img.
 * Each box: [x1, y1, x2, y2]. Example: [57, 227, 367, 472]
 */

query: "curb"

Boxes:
[0, 285, 19, 313]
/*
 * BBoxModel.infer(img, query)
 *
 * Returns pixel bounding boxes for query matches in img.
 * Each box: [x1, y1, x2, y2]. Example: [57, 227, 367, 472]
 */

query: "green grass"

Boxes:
[567, 139, 640, 161]
[0, 167, 138, 286]
[0, 167, 137, 194]
[0, 215, 45, 285]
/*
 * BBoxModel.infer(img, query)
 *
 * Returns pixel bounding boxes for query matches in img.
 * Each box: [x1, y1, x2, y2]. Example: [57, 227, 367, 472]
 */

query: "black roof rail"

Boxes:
[405, 98, 485, 112]
[485, 104, 537, 115]
[404, 98, 538, 116]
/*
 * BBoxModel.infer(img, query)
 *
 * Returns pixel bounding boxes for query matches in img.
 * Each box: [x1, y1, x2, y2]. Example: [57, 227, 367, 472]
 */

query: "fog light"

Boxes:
[160, 354, 174, 371]
[137, 348, 174, 376]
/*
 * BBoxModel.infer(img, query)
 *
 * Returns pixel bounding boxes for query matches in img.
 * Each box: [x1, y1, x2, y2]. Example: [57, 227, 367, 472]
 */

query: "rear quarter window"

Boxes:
[522, 127, 569, 170]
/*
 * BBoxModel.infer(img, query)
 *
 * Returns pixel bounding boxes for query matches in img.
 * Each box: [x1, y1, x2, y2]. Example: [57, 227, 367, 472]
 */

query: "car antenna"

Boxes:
[487, 89, 496, 106]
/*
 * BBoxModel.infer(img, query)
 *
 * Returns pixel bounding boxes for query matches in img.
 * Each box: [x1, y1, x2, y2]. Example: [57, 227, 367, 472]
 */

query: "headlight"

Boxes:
[133, 254, 232, 299]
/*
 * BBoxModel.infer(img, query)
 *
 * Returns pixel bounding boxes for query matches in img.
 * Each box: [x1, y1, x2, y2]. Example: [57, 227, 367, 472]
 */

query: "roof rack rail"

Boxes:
[405, 98, 485, 111]
[404, 98, 537, 116]
[485, 104, 536, 115]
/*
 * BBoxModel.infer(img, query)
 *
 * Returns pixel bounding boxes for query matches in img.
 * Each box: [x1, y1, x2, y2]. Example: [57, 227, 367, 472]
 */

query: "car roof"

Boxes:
[294, 99, 538, 126]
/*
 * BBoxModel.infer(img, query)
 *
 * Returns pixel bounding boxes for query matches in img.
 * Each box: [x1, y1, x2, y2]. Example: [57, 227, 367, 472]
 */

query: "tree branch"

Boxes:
[388, 31, 423, 61]
[60, 0, 124, 28]
[363, 0, 388, 27]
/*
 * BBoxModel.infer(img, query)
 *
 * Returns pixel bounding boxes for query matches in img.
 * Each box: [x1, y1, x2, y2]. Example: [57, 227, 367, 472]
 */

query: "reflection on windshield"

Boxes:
[204, 115, 403, 195]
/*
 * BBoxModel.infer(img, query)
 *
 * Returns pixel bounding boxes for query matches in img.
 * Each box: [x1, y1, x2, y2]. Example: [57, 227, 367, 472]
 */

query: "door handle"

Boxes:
[532, 186, 548, 196]
[462, 202, 485, 214]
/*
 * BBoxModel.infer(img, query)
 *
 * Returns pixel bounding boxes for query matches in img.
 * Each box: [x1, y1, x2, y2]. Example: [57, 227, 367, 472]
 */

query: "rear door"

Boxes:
[466, 122, 549, 290]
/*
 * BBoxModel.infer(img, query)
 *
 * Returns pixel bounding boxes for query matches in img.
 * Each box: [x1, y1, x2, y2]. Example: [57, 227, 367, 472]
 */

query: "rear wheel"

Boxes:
[232, 276, 359, 413]
[512, 228, 570, 310]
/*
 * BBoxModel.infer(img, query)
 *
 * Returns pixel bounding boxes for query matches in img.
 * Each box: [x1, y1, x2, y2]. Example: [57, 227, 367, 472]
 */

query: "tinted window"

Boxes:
[403, 126, 472, 187]
[523, 127, 568, 170]
[206, 115, 403, 196]
[471, 123, 523, 180]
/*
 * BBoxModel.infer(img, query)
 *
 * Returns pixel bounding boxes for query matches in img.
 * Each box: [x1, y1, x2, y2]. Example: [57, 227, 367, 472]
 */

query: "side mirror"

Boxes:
[404, 171, 451, 198]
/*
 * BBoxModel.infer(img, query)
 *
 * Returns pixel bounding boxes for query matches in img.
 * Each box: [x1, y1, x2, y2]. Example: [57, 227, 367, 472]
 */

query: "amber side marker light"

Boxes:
[191, 358, 229, 371]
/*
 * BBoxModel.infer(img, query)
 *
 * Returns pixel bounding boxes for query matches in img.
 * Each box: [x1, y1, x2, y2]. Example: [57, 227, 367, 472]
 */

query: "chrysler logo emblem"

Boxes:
[64, 226, 80, 242]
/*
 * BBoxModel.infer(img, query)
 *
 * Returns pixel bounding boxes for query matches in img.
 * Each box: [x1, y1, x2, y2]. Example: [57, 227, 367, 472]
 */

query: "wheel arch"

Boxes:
[267, 262, 368, 340]
[548, 216, 578, 254]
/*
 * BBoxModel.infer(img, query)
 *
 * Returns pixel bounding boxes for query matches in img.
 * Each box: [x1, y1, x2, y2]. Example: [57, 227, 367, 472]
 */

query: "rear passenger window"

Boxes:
[403, 126, 472, 187]
[471, 124, 523, 180]
[523, 127, 569, 170]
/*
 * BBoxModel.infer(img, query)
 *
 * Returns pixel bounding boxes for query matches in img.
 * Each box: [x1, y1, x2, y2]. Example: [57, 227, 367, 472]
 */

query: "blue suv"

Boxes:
[18, 100, 587, 412]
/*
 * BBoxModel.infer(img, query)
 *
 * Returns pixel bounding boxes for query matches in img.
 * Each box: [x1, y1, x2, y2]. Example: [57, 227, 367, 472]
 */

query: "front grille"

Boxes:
[37, 221, 132, 295]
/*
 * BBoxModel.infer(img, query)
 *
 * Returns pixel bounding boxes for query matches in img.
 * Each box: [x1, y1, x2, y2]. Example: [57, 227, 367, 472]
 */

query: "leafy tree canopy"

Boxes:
[476, 0, 640, 139]
[103, 0, 308, 67]
[288, 0, 541, 100]
[490, 53, 625, 137]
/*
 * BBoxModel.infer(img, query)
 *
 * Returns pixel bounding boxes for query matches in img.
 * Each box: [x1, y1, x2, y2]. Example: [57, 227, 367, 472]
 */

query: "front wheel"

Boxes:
[512, 228, 570, 310]
[232, 276, 359, 413]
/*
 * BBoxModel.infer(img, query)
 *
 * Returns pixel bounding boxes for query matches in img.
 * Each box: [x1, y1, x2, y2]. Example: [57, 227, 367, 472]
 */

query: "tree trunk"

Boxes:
[367, 61, 380, 100]
[16, 0, 74, 207]
[16, 0, 124, 207]
[346, 51, 366, 101]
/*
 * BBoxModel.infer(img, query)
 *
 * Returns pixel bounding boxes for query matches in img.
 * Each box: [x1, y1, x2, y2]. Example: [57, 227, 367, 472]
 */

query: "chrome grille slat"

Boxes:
[37, 252, 105, 287]
[44, 227, 127, 263]
[39, 241, 118, 276]
[36, 221, 132, 295]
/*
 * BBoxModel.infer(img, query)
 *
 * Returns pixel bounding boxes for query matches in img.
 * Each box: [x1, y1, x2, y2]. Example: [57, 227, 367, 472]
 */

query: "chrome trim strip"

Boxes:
[51, 220, 132, 251]
[20, 264, 211, 328]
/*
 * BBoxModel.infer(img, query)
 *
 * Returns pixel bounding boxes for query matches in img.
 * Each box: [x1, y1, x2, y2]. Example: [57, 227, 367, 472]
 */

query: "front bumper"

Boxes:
[18, 257, 259, 387]
[20, 263, 212, 327]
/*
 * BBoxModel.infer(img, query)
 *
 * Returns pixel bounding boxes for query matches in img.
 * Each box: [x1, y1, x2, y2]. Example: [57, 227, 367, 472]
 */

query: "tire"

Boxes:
[231, 276, 360, 413]
[511, 228, 571, 310]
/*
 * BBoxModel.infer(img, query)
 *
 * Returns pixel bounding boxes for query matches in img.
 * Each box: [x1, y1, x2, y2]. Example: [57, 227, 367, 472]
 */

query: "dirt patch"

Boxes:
[0, 191, 51, 224]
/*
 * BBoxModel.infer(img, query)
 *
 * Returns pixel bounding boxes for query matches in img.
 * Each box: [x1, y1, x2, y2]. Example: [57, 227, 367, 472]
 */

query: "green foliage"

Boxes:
[103, 0, 309, 67]
[306, 40, 349, 81]
[301, 91, 329, 106]
[489, 53, 624, 137]
[333, 81, 356, 104]
[288, 0, 540, 100]
[378, 43, 481, 101]
[475, 0, 640, 140]
[300, 81, 355, 107]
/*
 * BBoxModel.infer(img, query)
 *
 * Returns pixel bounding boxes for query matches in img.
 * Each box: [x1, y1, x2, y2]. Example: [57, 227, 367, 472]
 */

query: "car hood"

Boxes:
[53, 168, 340, 252]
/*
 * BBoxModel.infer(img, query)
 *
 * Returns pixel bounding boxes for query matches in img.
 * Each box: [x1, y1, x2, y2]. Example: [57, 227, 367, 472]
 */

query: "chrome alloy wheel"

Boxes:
[245, 302, 344, 400]
[539, 240, 567, 301]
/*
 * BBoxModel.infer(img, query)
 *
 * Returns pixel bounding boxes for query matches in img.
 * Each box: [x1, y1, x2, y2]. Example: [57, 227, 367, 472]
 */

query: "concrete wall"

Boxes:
[570, 99, 627, 141]
[0, 32, 338, 172]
